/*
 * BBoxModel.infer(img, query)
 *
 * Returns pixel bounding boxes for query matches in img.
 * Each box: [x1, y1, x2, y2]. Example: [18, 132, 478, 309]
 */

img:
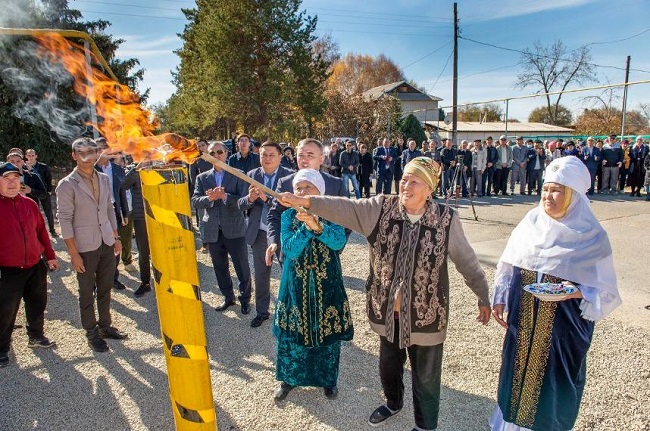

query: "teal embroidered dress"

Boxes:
[273, 209, 354, 387]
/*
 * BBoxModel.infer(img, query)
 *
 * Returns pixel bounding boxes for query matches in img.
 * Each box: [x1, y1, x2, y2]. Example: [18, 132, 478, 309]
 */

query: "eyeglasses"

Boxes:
[210, 150, 225, 156]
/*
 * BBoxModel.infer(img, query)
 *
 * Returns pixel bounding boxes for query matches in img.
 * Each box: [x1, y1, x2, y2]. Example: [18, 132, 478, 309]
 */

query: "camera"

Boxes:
[455, 154, 464, 163]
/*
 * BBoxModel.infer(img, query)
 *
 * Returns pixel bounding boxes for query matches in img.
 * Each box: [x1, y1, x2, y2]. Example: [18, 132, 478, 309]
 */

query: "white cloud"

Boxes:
[459, 0, 598, 22]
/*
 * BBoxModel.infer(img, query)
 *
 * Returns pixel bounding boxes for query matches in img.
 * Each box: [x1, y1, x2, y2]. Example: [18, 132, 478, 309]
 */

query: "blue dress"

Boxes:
[497, 267, 594, 431]
[273, 209, 353, 387]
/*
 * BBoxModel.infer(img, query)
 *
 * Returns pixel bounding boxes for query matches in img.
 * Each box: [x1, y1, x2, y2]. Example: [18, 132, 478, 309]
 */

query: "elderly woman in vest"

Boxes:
[490, 156, 621, 431]
[278, 157, 490, 431]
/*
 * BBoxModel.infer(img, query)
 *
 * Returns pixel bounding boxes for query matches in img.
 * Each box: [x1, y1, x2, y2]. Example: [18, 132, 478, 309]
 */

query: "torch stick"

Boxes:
[198, 153, 282, 200]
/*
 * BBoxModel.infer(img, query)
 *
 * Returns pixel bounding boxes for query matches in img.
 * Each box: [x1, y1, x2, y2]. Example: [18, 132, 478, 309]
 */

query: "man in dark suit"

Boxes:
[24, 148, 57, 237]
[482, 137, 498, 196]
[192, 141, 252, 314]
[95, 139, 129, 291]
[238, 142, 293, 327]
[526, 141, 547, 195]
[228, 133, 261, 174]
[373, 137, 396, 195]
[266, 138, 348, 266]
[439, 139, 457, 196]
[581, 137, 601, 195]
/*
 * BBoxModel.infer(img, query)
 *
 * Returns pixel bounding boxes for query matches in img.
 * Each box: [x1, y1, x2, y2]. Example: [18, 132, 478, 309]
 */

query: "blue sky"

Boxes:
[69, 0, 650, 122]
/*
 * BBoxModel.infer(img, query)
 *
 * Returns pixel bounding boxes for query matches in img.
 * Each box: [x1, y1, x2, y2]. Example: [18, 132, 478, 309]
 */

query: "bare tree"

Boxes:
[516, 40, 596, 125]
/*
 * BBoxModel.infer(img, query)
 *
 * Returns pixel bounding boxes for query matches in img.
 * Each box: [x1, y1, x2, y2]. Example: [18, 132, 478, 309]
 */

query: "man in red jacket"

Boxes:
[0, 162, 58, 368]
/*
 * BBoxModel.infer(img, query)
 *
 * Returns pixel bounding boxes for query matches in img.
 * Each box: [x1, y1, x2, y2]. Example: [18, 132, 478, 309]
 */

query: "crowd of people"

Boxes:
[0, 131, 635, 430]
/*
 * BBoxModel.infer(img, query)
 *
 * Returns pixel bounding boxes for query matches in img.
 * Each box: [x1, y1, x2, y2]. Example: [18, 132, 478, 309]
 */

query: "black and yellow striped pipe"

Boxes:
[140, 167, 216, 430]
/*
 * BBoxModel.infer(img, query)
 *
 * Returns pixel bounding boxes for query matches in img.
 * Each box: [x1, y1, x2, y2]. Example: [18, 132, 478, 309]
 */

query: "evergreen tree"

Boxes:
[399, 114, 427, 145]
[173, 0, 330, 139]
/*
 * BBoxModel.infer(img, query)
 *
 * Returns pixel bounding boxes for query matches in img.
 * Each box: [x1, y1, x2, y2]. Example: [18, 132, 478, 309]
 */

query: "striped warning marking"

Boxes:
[140, 169, 187, 186]
[163, 333, 209, 360]
[143, 199, 193, 232]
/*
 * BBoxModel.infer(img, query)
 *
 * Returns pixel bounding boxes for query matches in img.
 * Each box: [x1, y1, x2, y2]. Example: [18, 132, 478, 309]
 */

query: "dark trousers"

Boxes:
[379, 322, 444, 431]
[587, 167, 597, 194]
[527, 169, 543, 194]
[376, 171, 393, 195]
[208, 232, 251, 304]
[251, 229, 271, 317]
[0, 262, 48, 352]
[619, 167, 629, 192]
[133, 219, 151, 285]
[119, 217, 134, 265]
[493, 167, 510, 194]
[78, 243, 116, 335]
[360, 174, 371, 198]
[39, 195, 56, 234]
[481, 166, 495, 195]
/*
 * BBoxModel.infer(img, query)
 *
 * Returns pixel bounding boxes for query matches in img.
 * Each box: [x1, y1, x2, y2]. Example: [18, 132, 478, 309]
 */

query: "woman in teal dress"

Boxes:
[272, 168, 353, 401]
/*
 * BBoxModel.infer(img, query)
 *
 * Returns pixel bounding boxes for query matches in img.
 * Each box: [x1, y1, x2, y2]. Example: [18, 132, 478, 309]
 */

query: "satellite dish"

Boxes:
[444, 114, 452, 125]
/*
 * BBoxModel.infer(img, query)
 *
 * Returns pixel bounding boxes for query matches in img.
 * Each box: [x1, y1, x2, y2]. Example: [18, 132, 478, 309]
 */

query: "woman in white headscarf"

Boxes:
[489, 156, 621, 431]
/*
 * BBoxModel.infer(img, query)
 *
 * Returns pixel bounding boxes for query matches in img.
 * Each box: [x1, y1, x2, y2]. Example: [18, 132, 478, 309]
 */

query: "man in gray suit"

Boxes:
[57, 138, 128, 353]
[510, 136, 528, 195]
[192, 142, 252, 314]
[266, 138, 348, 266]
[238, 142, 293, 327]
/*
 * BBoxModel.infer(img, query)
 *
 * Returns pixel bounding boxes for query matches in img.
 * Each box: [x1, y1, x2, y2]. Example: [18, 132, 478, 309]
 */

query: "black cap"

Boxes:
[0, 162, 22, 177]
[526, 139, 534, 144]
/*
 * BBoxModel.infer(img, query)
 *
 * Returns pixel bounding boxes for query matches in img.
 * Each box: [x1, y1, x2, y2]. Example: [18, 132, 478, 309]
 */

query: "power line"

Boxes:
[427, 50, 453, 91]
[585, 27, 650, 46]
[459, 36, 650, 74]
[403, 41, 452, 69]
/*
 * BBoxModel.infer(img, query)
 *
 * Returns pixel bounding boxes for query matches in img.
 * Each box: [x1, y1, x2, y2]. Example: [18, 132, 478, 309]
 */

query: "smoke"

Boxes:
[0, 36, 91, 142]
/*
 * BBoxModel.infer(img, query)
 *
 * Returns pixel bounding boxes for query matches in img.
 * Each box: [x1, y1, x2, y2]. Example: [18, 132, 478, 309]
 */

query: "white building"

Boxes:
[424, 121, 574, 142]
[363, 81, 443, 124]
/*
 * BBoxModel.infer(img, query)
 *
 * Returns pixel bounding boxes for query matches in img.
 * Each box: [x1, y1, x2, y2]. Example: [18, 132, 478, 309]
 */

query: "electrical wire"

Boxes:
[403, 41, 452, 69]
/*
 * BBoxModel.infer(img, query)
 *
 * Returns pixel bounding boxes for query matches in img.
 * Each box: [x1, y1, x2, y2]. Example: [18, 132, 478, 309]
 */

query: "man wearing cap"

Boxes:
[24, 149, 57, 237]
[493, 136, 513, 196]
[510, 137, 528, 195]
[601, 135, 623, 194]
[228, 133, 261, 174]
[526, 140, 546, 195]
[581, 137, 602, 195]
[56, 138, 128, 353]
[0, 162, 58, 368]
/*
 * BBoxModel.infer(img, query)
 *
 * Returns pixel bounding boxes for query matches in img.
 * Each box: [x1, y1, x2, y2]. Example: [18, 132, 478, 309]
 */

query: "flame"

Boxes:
[35, 33, 198, 163]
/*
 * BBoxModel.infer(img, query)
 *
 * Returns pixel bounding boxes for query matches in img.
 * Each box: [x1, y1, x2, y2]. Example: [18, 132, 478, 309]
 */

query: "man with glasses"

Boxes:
[238, 142, 293, 327]
[193, 142, 252, 315]
[340, 141, 361, 199]
[56, 138, 128, 353]
[228, 133, 260, 173]
[24, 149, 57, 237]
[190, 140, 213, 253]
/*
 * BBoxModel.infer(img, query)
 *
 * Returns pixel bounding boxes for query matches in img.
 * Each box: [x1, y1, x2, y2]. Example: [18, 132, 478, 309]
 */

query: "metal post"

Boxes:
[83, 40, 99, 139]
[452, 2, 459, 146]
[621, 55, 631, 139]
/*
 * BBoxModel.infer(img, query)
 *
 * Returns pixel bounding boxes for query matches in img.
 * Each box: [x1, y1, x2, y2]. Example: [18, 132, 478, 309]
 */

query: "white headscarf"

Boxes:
[499, 156, 621, 319]
[292, 168, 325, 195]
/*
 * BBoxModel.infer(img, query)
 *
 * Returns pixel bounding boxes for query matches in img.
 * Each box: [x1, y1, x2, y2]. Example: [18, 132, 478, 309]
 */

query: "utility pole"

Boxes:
[452, 2, 459, 146]
[621, 55, 631, 139]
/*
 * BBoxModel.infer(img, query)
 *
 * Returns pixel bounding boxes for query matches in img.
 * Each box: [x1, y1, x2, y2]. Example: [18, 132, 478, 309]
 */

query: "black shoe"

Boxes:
[274, 382, 294, 401]
[134, 283, 152, 298]
[99, 327, 128, 340]
[251, 315, 269, 328]
[241, 303, 251, 315]
[113, 280, 127, 291]
[527, 191, 532, 195]
[0, 351, 8, 368]
[28, 336, 55, 349]
[520, 192, 526, 195]
[324, 386, 338, 399]
[215, 299, 236, 312]
[368, 405, 402, 426]
[88, 334, 109, 352]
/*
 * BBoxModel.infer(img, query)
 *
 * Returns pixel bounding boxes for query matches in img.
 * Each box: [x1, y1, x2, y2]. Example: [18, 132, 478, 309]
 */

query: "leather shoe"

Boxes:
[113, 280, 127, 290]
[241, 303, 251, 315]
[215, 299, 236, 312]
[324, 386, 338, 399]
[99, 327, 128, 340]
[274, 382, 294, 401]
[251, 315, 269, 328]
[88, 334, 109, 352]
[368, 405, 402, 426]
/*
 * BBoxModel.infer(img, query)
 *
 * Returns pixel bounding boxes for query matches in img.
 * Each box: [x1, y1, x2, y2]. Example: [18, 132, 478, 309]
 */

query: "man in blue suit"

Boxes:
[192, 142, 252, 314]
[238, 142, 293, 327]
[266, 138, 348, 266]
[581, 137, 601, 195]
[95, 139, 129, 291]
[373, 137, 396, 195]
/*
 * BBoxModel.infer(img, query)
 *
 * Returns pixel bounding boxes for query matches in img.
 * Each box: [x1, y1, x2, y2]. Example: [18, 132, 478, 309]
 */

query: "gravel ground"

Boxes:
[1, 202, 648, 431]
